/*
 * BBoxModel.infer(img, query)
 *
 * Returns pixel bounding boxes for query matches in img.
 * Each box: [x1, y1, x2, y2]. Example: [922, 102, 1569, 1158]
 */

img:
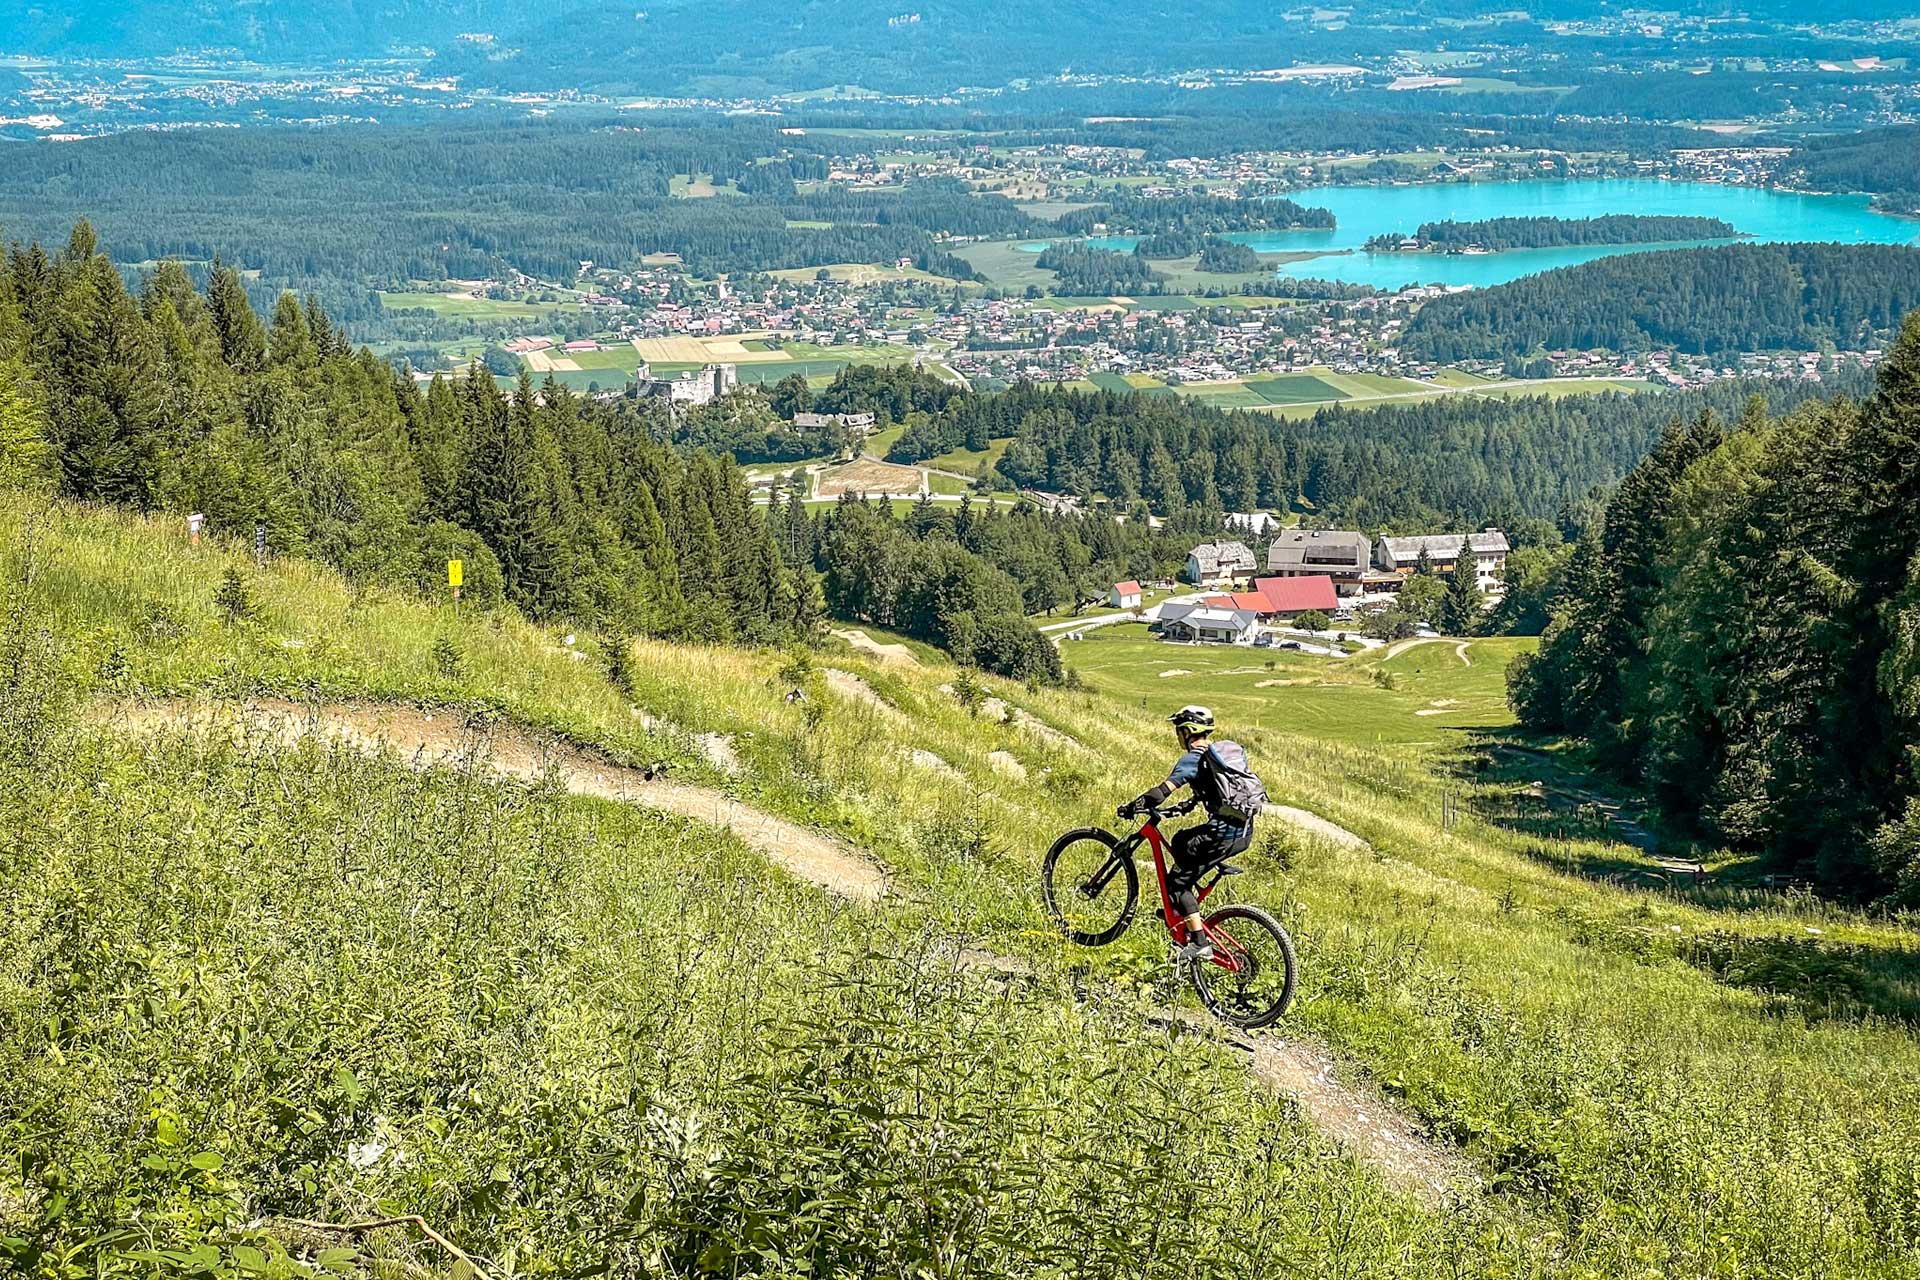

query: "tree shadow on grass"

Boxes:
[1567, 905, 1920, 1026]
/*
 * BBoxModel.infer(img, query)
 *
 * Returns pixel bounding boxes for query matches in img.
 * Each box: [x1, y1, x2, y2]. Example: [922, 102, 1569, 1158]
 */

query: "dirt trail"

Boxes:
[824, 668, 906, 721]
[1264, 803, 1369, 850]
[830, 628, 921, 666]
[107, 699, 888, 904]
[1381, 637, 1445, 661]
[1238, 1030, 1474, 1203]
[1454, 641, 1472, 666]
[956, 949, 1474, 1206]
[1483, 741, 1689, 868]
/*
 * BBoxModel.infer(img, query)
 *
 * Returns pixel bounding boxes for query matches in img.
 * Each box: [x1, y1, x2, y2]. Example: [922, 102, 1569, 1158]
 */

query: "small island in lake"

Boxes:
[1364, 213, 1741, 254]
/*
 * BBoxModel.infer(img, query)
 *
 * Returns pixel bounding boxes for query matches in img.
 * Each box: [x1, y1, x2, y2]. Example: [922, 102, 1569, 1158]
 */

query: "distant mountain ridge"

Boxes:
[0, 0, 573, 58]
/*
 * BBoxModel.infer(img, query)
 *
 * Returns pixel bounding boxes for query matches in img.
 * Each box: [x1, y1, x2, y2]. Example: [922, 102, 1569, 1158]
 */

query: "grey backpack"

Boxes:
[1201, 740, 1268, 824]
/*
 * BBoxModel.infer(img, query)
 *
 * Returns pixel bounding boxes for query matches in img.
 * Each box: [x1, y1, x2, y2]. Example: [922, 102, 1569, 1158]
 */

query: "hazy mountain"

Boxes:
[0, 0, 573, 58]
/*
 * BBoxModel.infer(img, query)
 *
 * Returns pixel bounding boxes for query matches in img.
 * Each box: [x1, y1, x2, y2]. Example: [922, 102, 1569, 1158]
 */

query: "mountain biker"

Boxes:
[1117, 705, 1266, 963]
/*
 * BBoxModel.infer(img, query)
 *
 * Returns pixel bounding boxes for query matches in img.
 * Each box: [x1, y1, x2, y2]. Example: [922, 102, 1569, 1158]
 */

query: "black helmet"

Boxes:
[1169, 705, 1214, 734]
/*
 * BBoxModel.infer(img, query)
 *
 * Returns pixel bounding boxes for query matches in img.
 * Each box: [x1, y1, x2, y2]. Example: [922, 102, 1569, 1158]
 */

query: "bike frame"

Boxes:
[1131, 817, 1245, 974]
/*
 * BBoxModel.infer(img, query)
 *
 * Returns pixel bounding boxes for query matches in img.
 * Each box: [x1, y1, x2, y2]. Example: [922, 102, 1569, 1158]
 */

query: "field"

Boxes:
[767, 261, 968, 286]
[950, 239, 1064, 291]
[556, 336, 925, 386]
[9, 498, 1920, 1279]
[813, 457, 924, 497]
[668, 172, 744, 198]
[1063, 624, 1523, 749]
[954, 239, 1334, 299]
[377, 290, 581, 323]
[923, 435, 1013, 473]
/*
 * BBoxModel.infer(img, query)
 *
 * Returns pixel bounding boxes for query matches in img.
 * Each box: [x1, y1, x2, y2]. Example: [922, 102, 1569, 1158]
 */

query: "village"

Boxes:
[1056, 526, 1512, 650]
[472, 255, 1875, 405]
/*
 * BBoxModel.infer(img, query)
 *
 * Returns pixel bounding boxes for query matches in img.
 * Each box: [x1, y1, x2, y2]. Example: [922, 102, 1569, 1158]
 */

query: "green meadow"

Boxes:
[5, 497, 1920, 1278]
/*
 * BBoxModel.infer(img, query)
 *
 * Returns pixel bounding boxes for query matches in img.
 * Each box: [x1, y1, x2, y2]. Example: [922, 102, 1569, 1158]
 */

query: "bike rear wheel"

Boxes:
[1040, 828, 1139, 946]
[1188, 904, 1297, 1029]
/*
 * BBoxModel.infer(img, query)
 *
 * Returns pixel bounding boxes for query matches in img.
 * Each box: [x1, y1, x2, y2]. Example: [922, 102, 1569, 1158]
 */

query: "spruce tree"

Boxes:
[472, 370, 564, 615]
[206, 263, 266, 372]
[0, 356, 49, 491]
[1439, 548, 1482, 635]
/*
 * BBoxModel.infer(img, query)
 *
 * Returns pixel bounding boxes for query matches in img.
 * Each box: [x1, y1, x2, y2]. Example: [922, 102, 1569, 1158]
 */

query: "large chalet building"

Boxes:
[1374, 529, 1511, 592]
[1264, 529, 1381, 596]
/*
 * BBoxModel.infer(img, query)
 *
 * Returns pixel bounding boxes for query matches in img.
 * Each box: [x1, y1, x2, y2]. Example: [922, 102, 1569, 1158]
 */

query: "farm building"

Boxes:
[1184, 540, 1258, 586]
[1375, 529, 1510, 592]
[1265, 529, 1373, 595]
[1157, 603, 1260, 645]
[1110, 580, 1143, 609]
[1203, 575, 1338, 621]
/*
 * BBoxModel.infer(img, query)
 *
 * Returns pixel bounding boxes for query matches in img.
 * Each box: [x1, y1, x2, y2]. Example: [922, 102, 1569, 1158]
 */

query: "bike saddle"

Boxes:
[1215, 863, 1248, 876]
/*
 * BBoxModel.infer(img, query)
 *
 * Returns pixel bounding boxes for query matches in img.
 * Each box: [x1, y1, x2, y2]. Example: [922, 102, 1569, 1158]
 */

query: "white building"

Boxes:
[639, 363, 739, 406]
[1374, 528, 1511, 592]
[1184, 540, 1258, 586]
[1157, 602, 1260, 645]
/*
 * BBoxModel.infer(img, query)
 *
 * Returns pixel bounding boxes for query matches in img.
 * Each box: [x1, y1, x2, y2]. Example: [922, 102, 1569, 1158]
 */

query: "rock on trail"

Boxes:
[108, 698, 888, 904]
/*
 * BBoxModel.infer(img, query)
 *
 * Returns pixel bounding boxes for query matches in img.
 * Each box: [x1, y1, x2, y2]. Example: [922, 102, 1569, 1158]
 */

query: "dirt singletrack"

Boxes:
[956, 949, 1477, 1206]
[1264, 803, 1369, 850]
[104, 696, 1467, 1203]
[105, 698, 890, 904]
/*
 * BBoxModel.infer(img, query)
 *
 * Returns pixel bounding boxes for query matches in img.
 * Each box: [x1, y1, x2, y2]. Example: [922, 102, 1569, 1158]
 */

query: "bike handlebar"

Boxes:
[1122, 797, 1199, 822]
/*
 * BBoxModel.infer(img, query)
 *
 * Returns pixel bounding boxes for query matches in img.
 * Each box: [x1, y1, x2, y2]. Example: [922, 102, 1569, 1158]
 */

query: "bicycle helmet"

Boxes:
[1169, 705, 1214, 738]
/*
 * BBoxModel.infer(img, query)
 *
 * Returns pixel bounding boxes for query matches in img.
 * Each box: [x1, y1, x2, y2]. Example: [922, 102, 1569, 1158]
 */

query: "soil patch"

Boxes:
[1264, 803, 1368, 850]
[107, 698, 887, 903]
[831, 628, 921, 666]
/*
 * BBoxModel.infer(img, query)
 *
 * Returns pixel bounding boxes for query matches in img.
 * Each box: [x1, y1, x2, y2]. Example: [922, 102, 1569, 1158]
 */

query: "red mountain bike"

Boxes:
[1040, 799, 1297, 1029]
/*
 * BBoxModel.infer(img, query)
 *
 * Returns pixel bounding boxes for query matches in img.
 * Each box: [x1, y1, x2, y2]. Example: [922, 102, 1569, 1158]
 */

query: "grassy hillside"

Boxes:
[5, 495, 1920, 1277]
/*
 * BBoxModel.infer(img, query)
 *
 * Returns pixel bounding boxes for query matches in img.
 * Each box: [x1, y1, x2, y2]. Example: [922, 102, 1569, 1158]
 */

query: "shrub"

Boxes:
[214, 568, 254, 626]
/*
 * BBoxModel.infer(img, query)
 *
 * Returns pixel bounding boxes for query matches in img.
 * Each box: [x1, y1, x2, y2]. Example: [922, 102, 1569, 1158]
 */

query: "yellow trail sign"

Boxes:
[448, 559, 463, 588]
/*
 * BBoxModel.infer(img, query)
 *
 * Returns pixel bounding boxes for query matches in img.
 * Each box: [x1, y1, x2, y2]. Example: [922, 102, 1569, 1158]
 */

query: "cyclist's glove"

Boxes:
[1116, 801, 1139, 819]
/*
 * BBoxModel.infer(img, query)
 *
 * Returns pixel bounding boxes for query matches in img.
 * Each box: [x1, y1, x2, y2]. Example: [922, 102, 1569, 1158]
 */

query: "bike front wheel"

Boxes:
[1189, 904, 1298, 1029]
[1040, 828, 1139, 946]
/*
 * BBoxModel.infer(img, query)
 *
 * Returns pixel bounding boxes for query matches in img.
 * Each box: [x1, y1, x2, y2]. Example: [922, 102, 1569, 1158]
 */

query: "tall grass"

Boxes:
[5, 495, 1920, 1276]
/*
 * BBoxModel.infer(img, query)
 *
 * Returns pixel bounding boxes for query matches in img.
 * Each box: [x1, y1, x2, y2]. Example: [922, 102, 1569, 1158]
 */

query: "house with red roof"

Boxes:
[1204, 574, 1337, 621]
[1109, 580, 1143, 609]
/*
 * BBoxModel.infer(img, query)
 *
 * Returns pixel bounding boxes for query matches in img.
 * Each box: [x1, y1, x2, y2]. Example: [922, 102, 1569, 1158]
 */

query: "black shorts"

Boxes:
[1167, 820, 1253, 895]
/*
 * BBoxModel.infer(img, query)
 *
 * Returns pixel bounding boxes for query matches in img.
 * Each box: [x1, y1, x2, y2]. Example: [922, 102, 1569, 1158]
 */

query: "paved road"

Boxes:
[1038, 594, 1203, 633]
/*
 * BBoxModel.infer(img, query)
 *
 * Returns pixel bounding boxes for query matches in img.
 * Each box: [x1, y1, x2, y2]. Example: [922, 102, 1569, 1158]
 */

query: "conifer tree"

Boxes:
[206, 263, 266, 372]
[268, 292, 315, 367]
[0, 356, 49, 491]
[1439, 547, 1482, 635]
[471, 370, 564, 614]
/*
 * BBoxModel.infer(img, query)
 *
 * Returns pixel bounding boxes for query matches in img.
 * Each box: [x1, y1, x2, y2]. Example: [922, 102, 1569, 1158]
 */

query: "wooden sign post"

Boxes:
[187, 512, 205, 547]
[448, 559, 463, 617]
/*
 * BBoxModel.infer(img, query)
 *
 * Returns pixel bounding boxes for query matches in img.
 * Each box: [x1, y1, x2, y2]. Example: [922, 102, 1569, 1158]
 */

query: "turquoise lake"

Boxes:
[1021, 179, 1920, 289]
